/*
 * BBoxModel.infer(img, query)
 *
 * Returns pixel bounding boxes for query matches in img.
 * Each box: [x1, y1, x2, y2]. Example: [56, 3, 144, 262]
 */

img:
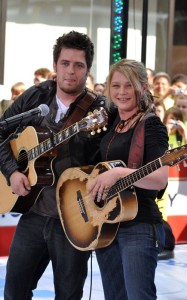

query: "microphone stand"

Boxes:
[0, 124, 25, 148]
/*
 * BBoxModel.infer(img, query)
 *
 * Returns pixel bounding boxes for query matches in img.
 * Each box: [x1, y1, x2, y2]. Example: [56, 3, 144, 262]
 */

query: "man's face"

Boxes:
[53, 48, 89, 95]
[153, 77, 170, 96]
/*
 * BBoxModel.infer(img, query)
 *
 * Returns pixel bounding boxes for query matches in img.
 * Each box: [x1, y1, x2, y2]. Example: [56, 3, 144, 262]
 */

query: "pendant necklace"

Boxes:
[118, 112, 139, 130]
[105, 111, 139, 160]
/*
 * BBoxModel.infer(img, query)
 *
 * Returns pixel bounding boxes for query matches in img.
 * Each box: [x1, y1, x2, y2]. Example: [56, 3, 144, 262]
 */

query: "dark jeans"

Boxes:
[96, 222, 165, 300]
[4, 211, 90, 300]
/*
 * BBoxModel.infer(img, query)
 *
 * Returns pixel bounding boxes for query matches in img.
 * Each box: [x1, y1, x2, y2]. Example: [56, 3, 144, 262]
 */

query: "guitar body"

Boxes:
[0, 126, 55, 214]
[56, 161, 138, 251]
[0, 109, 108, 214]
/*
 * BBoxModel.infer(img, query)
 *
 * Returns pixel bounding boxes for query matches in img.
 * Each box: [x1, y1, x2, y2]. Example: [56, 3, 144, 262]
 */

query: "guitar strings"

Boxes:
[14, 120, 83, 164]
[15, 110, 105, 164]
[106, 158, 162, 199]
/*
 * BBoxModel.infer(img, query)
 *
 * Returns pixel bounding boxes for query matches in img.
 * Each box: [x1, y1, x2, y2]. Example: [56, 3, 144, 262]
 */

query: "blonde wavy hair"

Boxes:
[106, 59, 154, 113]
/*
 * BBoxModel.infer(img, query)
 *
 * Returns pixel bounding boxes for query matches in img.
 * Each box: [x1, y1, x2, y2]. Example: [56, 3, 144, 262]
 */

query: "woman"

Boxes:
[175, 94, 187, 130]
[163, 106, 187, 147]
[88, 59, 168, 300]
[154, 99, 166, 122]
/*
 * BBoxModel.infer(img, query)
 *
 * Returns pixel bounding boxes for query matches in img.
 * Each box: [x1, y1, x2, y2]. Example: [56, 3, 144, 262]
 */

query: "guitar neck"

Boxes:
[106, 157, 161, 200]
[27, 123, 79, 161]
[106, 143, 187, 200]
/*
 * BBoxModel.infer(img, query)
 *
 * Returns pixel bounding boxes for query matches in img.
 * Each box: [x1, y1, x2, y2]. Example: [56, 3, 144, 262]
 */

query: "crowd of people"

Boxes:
[149, 70, 187, 146]
[0, 30, 186, 300]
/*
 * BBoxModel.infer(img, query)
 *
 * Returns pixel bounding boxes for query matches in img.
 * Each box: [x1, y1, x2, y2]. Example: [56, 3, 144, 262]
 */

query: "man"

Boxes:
[0, 31, 107, 300]
[153, 72, 175, 110]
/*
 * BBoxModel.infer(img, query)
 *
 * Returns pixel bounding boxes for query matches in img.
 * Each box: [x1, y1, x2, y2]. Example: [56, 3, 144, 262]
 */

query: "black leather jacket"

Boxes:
[0, 80, 107, 185]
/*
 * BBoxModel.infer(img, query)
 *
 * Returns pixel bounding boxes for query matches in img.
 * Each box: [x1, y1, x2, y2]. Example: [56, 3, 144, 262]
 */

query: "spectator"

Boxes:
[153, 72, 174, 110]
[163, 106, 187, 147]
[94, 83, 105, 95]
[154, 100, 166, 122]
[155, 73, 187, 112]
[146, 67, 155, 92]
[175, 94, 187, 130]
[0, 82, 27, 116]
[34, 67, 52, 85]
[171, 73, 187, 90]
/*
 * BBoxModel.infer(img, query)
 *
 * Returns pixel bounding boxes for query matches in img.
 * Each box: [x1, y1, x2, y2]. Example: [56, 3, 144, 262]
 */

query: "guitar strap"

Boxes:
[128, 112, 167, 199]
[60, 89, 98, 143]
[128, 113, 154, 169]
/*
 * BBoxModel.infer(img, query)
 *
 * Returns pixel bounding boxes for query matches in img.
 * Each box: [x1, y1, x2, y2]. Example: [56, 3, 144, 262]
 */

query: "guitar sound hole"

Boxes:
[17, 150, 28, 172]
[94, 198, 105, 208]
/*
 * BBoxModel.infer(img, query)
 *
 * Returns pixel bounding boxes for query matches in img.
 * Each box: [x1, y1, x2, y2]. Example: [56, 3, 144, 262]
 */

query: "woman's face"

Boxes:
[165, 113, 178, 134]
[109, 71, 137, 114]
[155, 105, 165, 122]
[176, 97, 187, 120]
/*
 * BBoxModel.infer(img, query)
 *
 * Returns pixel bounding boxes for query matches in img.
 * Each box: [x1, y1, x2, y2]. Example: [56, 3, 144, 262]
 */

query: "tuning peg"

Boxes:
[177, 140, 181, 146]
[97, 128, 101, 133]
[91, 130, 95, 135]
[169, 143, 174, 149]
[183, 160, 187, 167]
[176, 164, 180, 171]
[102, 126, 107, 131]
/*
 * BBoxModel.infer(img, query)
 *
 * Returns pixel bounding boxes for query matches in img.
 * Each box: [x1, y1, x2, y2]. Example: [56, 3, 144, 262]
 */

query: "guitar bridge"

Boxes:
[77, 190, 88, 222]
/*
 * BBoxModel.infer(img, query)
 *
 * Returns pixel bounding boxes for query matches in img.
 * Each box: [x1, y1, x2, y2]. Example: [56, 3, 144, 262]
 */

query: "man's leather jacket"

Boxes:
[0, 80, 107, 185]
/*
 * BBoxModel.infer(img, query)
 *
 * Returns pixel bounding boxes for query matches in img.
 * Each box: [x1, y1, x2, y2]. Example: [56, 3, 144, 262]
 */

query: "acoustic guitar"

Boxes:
[0, 108, 108, 214]
[56, 144, 187, 251]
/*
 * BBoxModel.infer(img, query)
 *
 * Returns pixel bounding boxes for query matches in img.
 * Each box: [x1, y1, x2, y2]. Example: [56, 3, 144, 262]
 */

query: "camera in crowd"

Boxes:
[176, 88, 185, 96]
[169, 119, 179, 128]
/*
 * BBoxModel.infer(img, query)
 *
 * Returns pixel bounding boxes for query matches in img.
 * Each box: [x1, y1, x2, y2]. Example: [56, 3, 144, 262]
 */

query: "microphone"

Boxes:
[0, 104, 49, 129]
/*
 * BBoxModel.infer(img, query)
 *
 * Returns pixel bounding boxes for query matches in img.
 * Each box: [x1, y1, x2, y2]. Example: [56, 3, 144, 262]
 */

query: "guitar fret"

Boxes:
[56, 132, 63, 143]
[40, 142, 45, 153]
[31, 148, 36, 159]
[34, 146, 40, 157]
[52, 135, 58, 145]
[106, 158, 162, 200]
[47, 139, 52, 149]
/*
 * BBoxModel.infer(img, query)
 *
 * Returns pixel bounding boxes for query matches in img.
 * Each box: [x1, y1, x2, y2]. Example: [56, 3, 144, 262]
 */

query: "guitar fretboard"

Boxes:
[106, 158, 161, 200]
[27, 123, 79, 161]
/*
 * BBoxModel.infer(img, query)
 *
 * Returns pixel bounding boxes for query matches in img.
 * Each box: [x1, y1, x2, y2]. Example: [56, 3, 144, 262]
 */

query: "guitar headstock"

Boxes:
[78, 108, 108, 134]
[161, 143, 187, 167]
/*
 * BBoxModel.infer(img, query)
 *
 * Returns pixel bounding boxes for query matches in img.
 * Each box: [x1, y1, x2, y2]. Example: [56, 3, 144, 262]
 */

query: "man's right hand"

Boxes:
[10, 171, 31, 196]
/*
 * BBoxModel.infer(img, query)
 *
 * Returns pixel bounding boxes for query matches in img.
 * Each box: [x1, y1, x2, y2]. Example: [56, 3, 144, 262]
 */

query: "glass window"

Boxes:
[4, 0, 111, 89]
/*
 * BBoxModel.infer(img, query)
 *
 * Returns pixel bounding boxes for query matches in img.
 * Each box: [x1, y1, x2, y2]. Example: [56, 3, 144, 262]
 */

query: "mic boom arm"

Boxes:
[0, 104, 49, 130]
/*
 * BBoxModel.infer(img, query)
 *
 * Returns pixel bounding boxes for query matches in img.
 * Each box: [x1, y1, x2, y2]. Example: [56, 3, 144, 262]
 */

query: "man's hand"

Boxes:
[10, 170, 31, 196]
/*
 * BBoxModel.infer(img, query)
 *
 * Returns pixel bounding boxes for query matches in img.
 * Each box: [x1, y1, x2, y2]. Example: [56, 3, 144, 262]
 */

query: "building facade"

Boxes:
[0, 0, 187, 92]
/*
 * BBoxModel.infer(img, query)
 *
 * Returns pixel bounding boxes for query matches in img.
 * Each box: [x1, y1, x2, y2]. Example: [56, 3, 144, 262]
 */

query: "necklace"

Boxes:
[105, 111, 140, 160]
[118, 112, 139, 130]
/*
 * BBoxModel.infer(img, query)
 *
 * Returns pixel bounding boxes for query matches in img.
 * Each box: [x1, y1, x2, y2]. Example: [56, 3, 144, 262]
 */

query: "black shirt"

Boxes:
[100, 115, 168, 224]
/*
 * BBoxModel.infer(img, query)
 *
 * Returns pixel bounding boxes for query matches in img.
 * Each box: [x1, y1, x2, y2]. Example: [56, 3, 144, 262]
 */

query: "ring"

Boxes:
[104, 187, 109, 193]
[97, 193, 102, 199]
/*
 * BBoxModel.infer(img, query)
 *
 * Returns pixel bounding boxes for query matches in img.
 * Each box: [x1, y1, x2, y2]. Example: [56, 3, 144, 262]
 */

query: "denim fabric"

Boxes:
[96, 222, 165, 300]
[4, 211, 90, 300]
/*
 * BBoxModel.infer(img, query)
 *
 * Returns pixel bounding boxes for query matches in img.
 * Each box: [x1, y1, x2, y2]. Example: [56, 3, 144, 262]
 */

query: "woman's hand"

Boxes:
[87, 167, 126, 202]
